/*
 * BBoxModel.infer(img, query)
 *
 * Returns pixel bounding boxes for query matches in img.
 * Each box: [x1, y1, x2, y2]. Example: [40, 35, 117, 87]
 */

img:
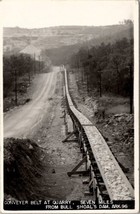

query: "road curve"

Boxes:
[4, 66, 60, 138]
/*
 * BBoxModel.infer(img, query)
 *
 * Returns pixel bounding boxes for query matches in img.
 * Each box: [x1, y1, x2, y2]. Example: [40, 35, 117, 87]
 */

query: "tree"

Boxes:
[3, 53, 35, 105]
[69, 37, 133, 100]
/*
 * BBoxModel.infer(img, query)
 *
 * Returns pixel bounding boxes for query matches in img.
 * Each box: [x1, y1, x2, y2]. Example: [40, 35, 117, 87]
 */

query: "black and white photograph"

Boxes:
[1, 0, 139, 212]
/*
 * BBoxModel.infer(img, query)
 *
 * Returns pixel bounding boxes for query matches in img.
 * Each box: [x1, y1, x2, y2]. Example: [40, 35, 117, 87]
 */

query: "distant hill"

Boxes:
[43, 25, 133, 65]
[3, 23, 133, 64]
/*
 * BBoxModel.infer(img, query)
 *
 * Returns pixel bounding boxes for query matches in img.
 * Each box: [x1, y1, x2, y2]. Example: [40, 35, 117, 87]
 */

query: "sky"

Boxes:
[0, 0, 136, 28]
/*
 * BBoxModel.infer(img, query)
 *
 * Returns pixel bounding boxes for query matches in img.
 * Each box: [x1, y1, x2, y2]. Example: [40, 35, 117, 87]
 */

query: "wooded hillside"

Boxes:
[69, 37, 133, 112]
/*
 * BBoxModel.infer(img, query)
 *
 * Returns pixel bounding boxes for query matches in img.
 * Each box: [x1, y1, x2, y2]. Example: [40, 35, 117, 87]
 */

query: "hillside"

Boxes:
[42, 25, 133, 65]
[3, 24, 133, 57]
[3, 25, 130, 38]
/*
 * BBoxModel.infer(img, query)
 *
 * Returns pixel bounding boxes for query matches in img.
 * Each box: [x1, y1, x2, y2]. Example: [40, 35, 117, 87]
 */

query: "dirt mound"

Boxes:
[4, 138, 44, 200]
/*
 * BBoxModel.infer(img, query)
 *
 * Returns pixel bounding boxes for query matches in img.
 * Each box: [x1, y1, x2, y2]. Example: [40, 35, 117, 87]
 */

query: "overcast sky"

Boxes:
[1, 0, 136, 28]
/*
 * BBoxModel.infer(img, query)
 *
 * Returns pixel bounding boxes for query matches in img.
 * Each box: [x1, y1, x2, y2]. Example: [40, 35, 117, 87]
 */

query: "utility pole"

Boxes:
[99, 71, 102, 97]
[14, 69, 17, 105]
[39, 55, 41, 73]
[129, 64, 133, 114]
[87, 41, 92, 95]
[33, 53, 36, 74]
[86, 63, 90, 95]
[76, 55, 79, 81]
[28, 57, 31, 84]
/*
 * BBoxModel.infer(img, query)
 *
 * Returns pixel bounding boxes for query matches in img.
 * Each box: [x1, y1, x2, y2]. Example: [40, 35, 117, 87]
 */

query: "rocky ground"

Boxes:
[68, 70, 134, 187]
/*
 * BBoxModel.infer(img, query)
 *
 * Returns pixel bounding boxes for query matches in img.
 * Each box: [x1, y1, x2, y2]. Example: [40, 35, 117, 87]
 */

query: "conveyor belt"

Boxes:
[64, 68, 134, 201]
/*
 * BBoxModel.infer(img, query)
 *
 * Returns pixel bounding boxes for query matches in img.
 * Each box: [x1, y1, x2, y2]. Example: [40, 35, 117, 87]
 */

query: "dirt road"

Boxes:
[4, 67, 60, 138]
